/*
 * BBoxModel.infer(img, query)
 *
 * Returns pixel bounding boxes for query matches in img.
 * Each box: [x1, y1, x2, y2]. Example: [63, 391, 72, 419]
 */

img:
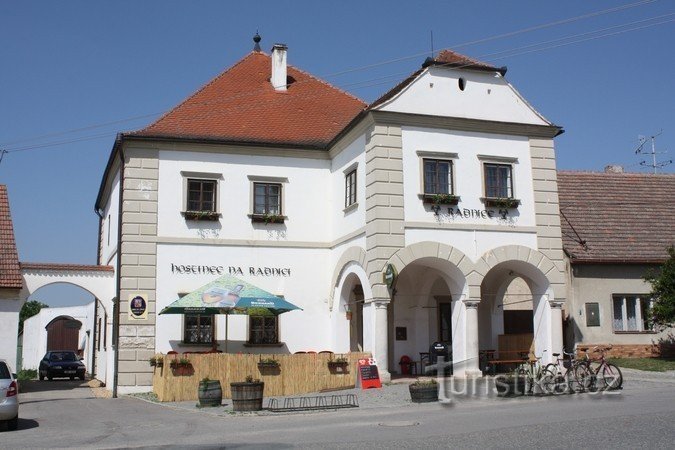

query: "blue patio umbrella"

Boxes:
[159, 274, 301, 351]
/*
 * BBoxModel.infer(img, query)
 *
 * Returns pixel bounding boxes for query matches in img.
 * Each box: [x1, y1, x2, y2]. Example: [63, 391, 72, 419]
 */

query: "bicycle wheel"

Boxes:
[600, 363, 623, 390]
[538, 368, 557, 395]
[571, 363, 592, 392]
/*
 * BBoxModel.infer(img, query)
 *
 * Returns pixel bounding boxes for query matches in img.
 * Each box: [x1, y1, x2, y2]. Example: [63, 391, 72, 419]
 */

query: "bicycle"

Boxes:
[517, 356, 556, 395]
[580, 345, 623, 391]
[544, 350, 593, 394]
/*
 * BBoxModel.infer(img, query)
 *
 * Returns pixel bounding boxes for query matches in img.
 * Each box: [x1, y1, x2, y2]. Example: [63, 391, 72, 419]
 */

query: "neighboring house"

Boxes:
[21, 303, 95, 372]
[558, 169, 675, 356]
[96, 37, 567, 393]
[0, 185, 23, 371]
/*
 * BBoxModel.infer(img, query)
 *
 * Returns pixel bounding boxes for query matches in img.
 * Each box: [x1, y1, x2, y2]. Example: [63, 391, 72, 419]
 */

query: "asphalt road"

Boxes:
[2, 375, 674, 449]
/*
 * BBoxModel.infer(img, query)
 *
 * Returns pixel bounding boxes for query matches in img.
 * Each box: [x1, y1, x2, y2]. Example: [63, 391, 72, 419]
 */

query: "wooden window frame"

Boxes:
[187, 178, 217, 213]
[483, 162, 514, 199]
[423, 158, 454, 195]
[345, 169, 357, 208]
[182, 314, 215, 345]
[248, 315, 279, 345]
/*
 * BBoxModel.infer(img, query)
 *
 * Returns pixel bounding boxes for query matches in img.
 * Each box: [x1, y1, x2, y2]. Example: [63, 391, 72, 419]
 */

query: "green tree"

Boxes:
[19, 300, 49, 333]
[644, 246, 675, 329]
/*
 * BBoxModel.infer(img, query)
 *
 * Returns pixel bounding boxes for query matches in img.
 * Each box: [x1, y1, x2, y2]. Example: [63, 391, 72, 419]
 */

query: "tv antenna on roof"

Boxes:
[635, 130, 671, 174]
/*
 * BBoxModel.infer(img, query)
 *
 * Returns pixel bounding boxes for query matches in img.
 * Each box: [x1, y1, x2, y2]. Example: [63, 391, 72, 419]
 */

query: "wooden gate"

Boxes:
[46, 317, 81, 352]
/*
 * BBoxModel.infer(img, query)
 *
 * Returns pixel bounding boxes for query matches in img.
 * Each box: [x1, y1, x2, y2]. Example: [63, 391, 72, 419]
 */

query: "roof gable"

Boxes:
[132, 52, 367, 149]
[558, 171, 675, 263]
[370, 50, 551, 126]
[0, 185, 23, 289]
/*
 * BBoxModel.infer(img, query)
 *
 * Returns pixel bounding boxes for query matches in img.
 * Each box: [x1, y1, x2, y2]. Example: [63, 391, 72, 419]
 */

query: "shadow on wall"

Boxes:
[167, 340, 291, 355]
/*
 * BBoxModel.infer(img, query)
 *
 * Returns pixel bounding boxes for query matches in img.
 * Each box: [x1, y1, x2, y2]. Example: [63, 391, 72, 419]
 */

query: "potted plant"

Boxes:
[250, 213, 285, 224]
[422, 193, 460, 206]
[230, 375, 265, 412]
[327, 356, 349, 370]
[484, 197, 520, 208]
[183, 210, 221, 221]
[257, 358, 281, 374]
[409, 378, 438, 403]
[197, 377, 223, 407]
[170, 356, 192, 375]
[149, 355, 163, 368]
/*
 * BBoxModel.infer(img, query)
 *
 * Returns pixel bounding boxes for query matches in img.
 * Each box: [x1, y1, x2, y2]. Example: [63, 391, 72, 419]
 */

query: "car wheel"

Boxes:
[48, 375, 53, 381]
[7, 416, 18, 431]
[69, 376, 74, 380]
[79, 374, 85, 381]
[39, 372, 45, 381]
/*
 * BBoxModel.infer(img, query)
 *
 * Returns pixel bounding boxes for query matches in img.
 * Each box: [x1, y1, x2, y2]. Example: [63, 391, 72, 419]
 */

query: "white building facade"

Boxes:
[96, 42, 567, 393]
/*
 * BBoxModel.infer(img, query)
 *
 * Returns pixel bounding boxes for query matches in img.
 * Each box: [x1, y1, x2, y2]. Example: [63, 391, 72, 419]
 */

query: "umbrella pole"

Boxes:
[225, 314, 228, 353]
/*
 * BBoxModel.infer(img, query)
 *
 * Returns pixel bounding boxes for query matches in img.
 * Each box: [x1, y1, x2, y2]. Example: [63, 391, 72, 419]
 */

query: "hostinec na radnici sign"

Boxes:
[171, 263, 291, 277]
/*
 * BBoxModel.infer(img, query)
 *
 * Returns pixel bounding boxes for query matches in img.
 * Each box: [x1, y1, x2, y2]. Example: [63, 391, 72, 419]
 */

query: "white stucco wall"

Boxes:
[377, 67, 549, 126]
[330, 134, 367, 237]
[100, 172, 120, 267]
[20, 303, 95, 371]
[0, 290, 21, 371]
[157, 150, 333, 243]
[401, 127, 537, 227]
[155, 243, 332, 354]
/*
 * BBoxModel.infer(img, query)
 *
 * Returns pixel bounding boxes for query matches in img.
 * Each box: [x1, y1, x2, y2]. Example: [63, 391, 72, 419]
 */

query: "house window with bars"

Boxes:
[248, 316, 278, 344]
[183, 315, 214, 344]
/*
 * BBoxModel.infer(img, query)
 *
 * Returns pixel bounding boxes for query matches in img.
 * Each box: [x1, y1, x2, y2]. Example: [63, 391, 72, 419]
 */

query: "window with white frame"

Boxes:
[187, 179, 217, 212]
[423, 159, 454, 195]
[612, 294, 654, 332]
[254, 182, 282, 215]
[180, 171, 222, 220]
[484, 163, 513, 198]
[345, 169, 357, 208]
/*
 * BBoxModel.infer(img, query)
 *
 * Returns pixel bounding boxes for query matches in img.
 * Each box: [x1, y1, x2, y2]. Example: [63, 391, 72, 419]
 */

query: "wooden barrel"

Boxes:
[409, 384, 438, 403]
[198, 380, 223, 407]
[230, 382, 265, 411]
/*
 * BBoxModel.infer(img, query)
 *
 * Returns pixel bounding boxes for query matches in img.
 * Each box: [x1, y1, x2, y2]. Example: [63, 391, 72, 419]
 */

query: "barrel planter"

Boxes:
[230, 381, 265, 411]
[409, 383, 438, 403]
[198, 380, 223, 407]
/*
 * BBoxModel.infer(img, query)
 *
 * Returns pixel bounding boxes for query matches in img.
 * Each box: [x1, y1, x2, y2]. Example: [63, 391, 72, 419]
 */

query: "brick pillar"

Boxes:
[364, 123, 405, 379]
[117, 147, 159, 392]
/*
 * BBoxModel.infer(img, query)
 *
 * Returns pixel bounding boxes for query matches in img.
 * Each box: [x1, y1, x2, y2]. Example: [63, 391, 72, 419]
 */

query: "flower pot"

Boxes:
[327, 361, 349, 374]
[230, 381, 265, 411]
[198, 380, 223, 407]
[409, 383, 438, 403]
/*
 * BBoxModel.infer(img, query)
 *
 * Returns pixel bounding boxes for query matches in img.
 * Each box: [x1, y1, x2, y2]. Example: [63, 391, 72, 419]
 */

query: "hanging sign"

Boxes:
[128, 293, 148, 321]
[383, 264, 397, 289]
[357, 357, 382, 389]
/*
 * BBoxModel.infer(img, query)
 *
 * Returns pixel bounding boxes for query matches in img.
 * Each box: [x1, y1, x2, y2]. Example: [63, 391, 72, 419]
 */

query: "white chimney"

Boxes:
[271, 44, 288, 92]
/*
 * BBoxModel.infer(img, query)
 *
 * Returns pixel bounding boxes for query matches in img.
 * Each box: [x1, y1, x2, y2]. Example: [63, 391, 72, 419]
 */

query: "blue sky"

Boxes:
[1, 0, 673, 306]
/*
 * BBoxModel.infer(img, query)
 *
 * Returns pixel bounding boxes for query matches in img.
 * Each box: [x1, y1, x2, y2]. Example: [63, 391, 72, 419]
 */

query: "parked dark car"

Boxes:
[39, 351, 86, 381]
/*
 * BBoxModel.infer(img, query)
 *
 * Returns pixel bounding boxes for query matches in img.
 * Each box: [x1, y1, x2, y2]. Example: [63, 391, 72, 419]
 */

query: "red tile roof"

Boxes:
[433, 49, 500, 72]
[0, 185, 23, 289]
[131, 51, 367, 148]
[558, 171, 675, 264]
[369, 49, 501, 110]
[20, 263, 114, 273]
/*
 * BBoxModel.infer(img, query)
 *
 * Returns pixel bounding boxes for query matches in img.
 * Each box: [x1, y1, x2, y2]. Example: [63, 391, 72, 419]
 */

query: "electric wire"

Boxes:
[1, 2, 670, 155]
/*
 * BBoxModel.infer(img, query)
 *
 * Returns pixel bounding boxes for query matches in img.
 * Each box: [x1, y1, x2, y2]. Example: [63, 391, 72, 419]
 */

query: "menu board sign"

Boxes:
[357, 358, 382, 389]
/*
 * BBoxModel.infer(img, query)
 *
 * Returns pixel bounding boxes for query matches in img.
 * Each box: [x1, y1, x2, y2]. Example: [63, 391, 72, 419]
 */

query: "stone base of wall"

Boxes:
[577, 343, 675, 359]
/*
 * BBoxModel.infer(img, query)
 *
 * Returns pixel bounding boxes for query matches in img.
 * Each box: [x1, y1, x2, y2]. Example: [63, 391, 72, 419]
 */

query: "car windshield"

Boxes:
[50, 352, 78, 362]
[0, 362, 10, 379]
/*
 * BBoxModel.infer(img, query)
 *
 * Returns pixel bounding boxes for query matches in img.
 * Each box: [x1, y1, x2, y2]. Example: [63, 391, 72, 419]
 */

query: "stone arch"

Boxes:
[329, 246, 368, 310]
[21, 264, 115, 315]
[477, 245, 565, 301]
[387, 242, 475, 281]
